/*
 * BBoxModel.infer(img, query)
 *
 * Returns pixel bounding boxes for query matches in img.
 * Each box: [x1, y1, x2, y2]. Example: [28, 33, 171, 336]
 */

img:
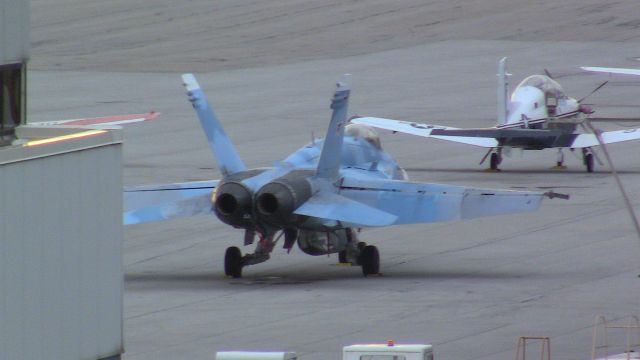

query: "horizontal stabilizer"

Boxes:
[124, 180, 218, 225]
[571, 127, 640, 148]
[352, 117, 498, 147]
[294, 192, 397, 227]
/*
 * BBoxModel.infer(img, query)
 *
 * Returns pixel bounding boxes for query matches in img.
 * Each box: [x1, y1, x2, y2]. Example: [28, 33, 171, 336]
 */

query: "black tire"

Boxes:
[490, 153, 499, 170]
[360, 245, 380, 276]
[338, 250, 347, 263]
[224, 246, 243, 278]
[357, 241, 367, 250]
[585, 153, 594, 173]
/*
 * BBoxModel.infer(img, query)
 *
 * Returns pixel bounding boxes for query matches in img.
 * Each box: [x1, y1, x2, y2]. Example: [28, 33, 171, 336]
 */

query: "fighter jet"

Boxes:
[352, 58, 640, 172]
[124, 74, 562, 278]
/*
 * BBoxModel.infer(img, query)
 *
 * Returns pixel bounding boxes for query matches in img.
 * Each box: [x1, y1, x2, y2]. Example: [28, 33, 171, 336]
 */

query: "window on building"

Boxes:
[0, 63, 25, 145]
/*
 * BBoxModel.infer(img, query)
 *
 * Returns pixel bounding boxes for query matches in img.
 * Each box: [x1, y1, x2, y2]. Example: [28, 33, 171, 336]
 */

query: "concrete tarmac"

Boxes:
[28, 2, 640, 360]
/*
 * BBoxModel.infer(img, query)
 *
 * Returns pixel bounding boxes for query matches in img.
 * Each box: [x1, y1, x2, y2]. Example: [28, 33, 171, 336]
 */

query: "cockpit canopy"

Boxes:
[344, 123, 382, 149]
[514, 75, 568, 100]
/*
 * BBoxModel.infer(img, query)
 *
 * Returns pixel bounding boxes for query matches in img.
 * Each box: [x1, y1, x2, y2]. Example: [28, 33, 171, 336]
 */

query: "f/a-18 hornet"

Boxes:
[353, 58, 640, 172]
[124, 74, 562, 278]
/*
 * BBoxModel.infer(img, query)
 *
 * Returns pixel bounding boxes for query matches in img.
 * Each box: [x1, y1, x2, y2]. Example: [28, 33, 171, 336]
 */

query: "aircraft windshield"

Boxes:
[515, 75, 568, 99]
[345, 123, 382, 149]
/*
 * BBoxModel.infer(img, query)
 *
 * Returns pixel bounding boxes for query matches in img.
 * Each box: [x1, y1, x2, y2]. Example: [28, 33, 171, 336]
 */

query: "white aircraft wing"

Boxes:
[32, 111, 159, 127]
[581, 67, 640, 76]
[352, 117, 498, 147]
[588, 117, 640, 122]
[571, 128, 640, 148]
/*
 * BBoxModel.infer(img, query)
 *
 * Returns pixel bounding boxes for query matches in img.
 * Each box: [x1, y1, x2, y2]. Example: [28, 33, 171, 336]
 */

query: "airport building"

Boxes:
[1, 1, 125, 359]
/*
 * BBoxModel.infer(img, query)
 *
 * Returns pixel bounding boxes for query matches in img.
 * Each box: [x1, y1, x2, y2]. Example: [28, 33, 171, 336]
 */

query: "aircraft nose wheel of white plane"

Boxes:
[224, 246, 243, 278]
[359, 245, 380, 276]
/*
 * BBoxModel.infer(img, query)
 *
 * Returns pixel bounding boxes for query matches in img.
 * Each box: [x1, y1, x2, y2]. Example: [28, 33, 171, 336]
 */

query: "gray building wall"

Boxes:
[0, 141, 123, 359]
[0, 0, 30, 64]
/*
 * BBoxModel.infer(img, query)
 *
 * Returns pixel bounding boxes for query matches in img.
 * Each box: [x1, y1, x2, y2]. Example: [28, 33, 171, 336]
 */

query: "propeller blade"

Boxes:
[578, 81, 609, 103]
[544, 69, 554, 79]
[583, 118, 640, 242]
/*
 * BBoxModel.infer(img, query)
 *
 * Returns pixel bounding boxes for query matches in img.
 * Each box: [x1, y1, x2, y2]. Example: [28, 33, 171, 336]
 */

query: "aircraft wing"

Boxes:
[293, 177, 549, 227]
[123, 180, 218, 225]
[32, 111, 159, 127]
[570, 128, 640, 148]
[352, 116, 498, 147]
[581, 67, 640, 76]
[429, 128, 561, 139]
[585, 117, 640, 123]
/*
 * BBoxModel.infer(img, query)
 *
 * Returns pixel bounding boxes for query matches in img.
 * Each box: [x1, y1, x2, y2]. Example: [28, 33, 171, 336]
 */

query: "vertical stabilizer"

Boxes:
[315, 74, 351, 180]
[182, 74, 247, 176]
[497, 57, 509, 125]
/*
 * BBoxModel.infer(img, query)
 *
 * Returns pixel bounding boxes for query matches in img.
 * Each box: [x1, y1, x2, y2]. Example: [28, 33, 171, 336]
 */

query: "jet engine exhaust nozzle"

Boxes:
[255, 178, 311, 227]
[213, 181, 253, 228]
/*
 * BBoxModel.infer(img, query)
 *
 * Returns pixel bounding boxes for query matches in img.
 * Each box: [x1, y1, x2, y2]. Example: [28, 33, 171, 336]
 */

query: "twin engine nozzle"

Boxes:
[213, 181, 254, 228]
[213, 175, 312, 229]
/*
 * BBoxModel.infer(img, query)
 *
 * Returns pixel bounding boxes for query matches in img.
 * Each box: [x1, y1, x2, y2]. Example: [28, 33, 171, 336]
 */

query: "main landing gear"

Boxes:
[582, 148, 594, 173]
[487, 148, 503, 171]
[224, 232, 276, 278]
[224, 246, 243, 278]
[337, 229, 380, 276]
[551, 148, 567, 170]
[340, 242, 380, 276]
[224, 229, 381, 278]
[359, 244, 380, 276]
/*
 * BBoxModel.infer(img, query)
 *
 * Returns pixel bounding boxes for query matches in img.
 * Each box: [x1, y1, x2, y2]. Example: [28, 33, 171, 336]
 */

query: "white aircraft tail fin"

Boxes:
[497, 57, 509, 126]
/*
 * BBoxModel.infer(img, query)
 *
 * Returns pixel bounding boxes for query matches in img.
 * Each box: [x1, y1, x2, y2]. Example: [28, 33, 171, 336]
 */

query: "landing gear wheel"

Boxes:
[490, 153, 499, 171]
[224, 246, 243, 278]
[338, 250, 347, 263]
[360, 245, 380, 276]
[585, 153, 594, 173]
[357, 241, 367, 250]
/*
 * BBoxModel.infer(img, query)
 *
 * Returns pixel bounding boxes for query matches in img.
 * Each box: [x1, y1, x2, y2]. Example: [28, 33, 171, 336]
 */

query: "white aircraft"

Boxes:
[352, 58, 640, 172]
[31, 111, 159, 127]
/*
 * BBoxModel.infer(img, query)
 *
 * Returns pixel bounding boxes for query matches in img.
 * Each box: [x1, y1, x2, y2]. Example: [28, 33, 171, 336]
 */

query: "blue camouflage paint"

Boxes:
[125, 74, 547, 231]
